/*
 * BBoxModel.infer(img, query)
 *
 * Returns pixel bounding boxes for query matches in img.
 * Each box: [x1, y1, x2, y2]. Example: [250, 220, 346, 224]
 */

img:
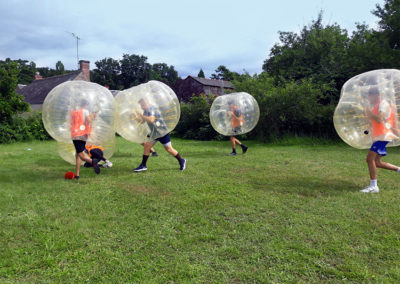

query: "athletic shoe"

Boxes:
[92, 159, 100, 174]
[74, 176, 80, 180]
[179, 159, 186, 171]
[360, 185, 379, 193]
[151, 152, 159, 157]
[104, 161, 113, 168]
[241, 145, 248, 154]
[229, 152, 237, 156]
[133, 165, 147, 172]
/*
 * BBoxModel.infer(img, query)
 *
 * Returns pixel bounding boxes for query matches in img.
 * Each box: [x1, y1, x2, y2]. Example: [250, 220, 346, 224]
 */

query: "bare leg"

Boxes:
[375, 155, 400, 171]
[230, 136, 242, 148]
[164, 144, 178, 156]
[75, 151, 92, 177]
[143, 142, 155, 156]
[366, 151, 378, 180]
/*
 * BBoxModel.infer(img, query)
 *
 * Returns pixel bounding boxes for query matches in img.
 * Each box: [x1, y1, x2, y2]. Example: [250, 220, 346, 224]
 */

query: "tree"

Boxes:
[372, 0, 400, 49]
[150, 63, 179, 86]
[346, 23, 400, 75]
[211, 65, 237, 81]
[55, 61, 65, 74]
[91, 57, 121, 89]
[0, 58, 37, 85]
[262, 12, 351, 104]
[0, 61, 30, 123]
[119, 54, 151, 88]
[198, 69, 205, 78]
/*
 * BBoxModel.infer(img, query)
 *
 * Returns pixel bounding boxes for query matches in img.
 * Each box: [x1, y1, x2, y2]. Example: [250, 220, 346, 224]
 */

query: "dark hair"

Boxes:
[368, 87, 379, 96]
[80, 99, 89, 107]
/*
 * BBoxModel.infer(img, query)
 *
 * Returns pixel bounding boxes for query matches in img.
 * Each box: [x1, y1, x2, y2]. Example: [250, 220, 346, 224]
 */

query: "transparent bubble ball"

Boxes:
[334, 69, 400, 149]
[210, 92, 260, 136]
[115, 80, 180, 143]
[42, 81, 116, 162]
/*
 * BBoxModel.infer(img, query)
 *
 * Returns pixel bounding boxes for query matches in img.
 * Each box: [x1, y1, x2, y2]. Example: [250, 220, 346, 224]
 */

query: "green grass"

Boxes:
[1, 137, 400, 282]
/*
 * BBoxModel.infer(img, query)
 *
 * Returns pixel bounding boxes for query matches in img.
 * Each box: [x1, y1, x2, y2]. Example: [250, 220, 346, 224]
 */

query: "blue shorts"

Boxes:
[370, 141, 389, 156]
[154, 133, 171, 146]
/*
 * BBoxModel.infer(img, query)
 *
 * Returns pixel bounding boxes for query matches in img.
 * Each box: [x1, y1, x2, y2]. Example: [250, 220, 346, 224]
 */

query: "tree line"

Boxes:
[177, 0, 400, 141]
[1, 0, 399, 143]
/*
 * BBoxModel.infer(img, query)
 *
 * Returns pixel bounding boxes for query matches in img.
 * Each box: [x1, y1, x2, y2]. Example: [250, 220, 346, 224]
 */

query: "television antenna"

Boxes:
[67, 32, 81, 69]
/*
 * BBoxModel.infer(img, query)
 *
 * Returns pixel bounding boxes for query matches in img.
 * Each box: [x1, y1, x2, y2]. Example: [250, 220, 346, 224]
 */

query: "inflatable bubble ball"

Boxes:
[115, 80, 180, 143]
[57, 139, 115, 165]
[42, 81, 116, 164]
[42, 81, 116, 144]
[210, 92, 260, 136]
[334, 69, 400, 149]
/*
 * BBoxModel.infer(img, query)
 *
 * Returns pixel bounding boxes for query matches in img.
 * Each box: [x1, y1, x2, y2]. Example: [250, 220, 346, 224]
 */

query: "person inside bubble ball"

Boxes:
[83, 144, 113, 168]
[361, 86, 400, 193]
[70, 99, 100, 179]
[133, 98, 186, 172]
[227, 101, 248, 156]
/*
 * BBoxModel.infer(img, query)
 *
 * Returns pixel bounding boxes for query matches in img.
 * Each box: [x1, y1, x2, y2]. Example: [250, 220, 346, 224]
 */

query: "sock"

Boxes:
[370, 179, 377, 187]
[232, 148, 236, 153]
[397, 167, 400, 172]
[240, 144, 246, 148]
[141, 155, 149, 167]
[175, 153, 183, 163]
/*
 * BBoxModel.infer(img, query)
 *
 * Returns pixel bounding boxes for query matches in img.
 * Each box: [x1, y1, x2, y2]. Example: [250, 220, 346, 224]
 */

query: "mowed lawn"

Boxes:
[1, 137, 400, 282]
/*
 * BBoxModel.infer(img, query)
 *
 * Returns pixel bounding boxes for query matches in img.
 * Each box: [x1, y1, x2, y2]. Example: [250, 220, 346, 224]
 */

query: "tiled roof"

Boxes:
[17, 71, 84, 104]
[188, 76, 234, 88]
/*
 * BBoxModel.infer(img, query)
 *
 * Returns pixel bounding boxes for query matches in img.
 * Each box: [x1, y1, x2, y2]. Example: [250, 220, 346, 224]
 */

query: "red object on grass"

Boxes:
[64, 171, 75, 179]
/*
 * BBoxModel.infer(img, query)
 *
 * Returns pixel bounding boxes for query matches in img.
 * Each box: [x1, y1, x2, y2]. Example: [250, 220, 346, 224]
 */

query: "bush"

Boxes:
[175, 95, 224, 140]
[233, 73, 337, 141]
[0, 112, 51, 144]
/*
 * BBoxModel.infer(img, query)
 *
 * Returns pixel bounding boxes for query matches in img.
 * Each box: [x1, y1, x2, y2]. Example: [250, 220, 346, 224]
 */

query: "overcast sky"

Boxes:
[0, 0, 384, 78]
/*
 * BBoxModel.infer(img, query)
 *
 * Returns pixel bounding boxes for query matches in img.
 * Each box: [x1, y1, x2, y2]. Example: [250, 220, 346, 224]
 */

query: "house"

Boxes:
[17, 60, 91, 111]
[176, 76, 234, 102]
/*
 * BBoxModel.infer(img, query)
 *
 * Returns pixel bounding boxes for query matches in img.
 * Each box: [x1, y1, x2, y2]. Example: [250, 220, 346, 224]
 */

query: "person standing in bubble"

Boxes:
[228, 101, 248, 156]
[361, 87, 400, 193]
[71, 99, 100, 179]
[133, 98, 186, 172]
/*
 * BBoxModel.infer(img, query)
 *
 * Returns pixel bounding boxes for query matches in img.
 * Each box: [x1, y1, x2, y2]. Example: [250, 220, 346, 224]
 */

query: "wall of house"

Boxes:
[177, 78, 204, 102]
[177, 78, 234, 102]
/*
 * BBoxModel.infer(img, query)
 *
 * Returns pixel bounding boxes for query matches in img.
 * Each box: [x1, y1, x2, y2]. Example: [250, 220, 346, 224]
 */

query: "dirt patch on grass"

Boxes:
[123, 184, 151, 194]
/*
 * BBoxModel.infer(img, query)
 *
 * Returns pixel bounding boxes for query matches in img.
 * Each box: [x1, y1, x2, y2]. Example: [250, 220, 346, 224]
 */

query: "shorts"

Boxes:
[370, 141, 389, 156]
[232, 126, 242, 135]
[153, 133, 172, 147]
[73, 140, 86, 153]
[90, 148, 105, 160]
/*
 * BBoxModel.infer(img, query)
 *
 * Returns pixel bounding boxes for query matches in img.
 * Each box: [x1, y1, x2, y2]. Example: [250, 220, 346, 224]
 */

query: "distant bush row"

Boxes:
[0, 112, 51, 144]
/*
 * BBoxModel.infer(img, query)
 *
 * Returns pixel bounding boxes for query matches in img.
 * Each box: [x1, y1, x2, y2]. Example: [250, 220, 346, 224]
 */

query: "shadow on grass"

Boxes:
[251, 176, 359, 197]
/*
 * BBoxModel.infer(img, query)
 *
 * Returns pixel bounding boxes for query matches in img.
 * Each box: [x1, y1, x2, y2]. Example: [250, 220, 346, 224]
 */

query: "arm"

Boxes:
[86, 112, 97, 124]
[365, 107, 384, 123]
[138, 112, 156, 123]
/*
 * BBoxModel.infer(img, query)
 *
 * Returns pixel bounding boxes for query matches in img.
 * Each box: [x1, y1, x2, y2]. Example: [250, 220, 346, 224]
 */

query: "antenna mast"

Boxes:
[69, 32, 81, 69]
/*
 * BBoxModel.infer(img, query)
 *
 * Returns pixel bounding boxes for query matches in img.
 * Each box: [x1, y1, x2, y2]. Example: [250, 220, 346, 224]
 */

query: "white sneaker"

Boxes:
[360, 185, 379, 193]
[105, 161, 113, 168]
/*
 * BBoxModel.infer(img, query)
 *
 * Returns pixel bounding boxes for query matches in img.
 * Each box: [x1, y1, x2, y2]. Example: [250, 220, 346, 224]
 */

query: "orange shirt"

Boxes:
[371, 100, 396, 141]
[86, 145, 104, 157]
[231, 106, 243, 128]
[71, 108, 91, 138]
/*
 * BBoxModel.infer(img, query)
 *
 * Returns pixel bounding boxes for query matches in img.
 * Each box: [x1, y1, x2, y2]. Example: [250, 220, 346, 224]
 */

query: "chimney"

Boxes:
[79, 60, 90, 81]
[34, 72, 43, 80]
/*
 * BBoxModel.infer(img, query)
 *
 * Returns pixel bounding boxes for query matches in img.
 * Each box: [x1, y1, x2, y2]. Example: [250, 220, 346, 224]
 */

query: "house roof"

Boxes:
[17, 71, 84, 104]
[188, 76, 234, 89]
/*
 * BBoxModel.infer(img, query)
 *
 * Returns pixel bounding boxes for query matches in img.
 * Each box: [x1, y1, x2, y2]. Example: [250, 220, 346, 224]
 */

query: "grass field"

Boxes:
[1, 137, 400, 282]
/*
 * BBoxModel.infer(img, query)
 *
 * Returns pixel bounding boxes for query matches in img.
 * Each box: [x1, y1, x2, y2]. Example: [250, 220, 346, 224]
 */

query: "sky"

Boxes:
[0, 0, 385, 78]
